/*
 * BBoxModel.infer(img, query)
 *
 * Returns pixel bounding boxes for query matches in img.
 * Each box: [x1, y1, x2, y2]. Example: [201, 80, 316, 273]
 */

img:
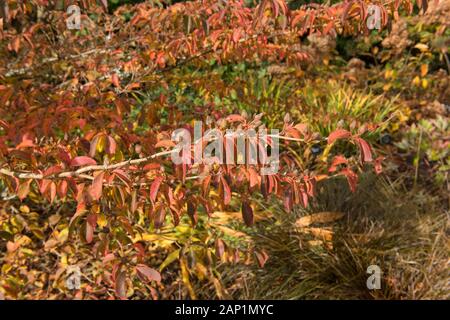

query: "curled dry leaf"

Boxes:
[295, 212, 345, 227]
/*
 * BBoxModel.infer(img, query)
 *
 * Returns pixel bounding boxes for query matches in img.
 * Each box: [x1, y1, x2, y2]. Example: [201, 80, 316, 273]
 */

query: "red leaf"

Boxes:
[354, 137, 373, 163]
[136, 264, 161, 283]
[44, 165, 63, 177]
[329, 155, 348, 172]
[341, 168, 358, 192]
[374, 156, 384, 175]
[49, 182, 57, 204]
[57, 180, 68, 198]
[106, 136, 117, 155]
[150, 176, 163, 202]
[327, 129, 352, 144]
[70, 156, 97, 167]
[220, 176, 231, 205]
[86, 214, 97, 244]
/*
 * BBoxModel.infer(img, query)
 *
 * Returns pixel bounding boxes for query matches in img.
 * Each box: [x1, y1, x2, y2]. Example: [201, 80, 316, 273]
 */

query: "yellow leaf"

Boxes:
[295, 212, 345, 227]
[384, 69, 393, 79]
[421, 78, 428, 89]
[180, 258, 196, 299]
[2, 264, 12, 274]
[195, 263, 208, 280]
[57, 228, 69, 243]
[60, 254, 68, 267]
[412, 76, 421, 86]
[97, 214, 107, 228]
[159, 249, 180, 271]
[19, 205, 30, 214]
[414, 43, 429, 52]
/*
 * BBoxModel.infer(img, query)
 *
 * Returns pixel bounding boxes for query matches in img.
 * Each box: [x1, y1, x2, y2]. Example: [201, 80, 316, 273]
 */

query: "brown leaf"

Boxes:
[241, 201, 254, 227]
[17, 179, 32, 201]
[115, 271, 127, 299]
[187, 201, 198, 226]
[154, 207, 166, 229]
[215, 238, 225, 260]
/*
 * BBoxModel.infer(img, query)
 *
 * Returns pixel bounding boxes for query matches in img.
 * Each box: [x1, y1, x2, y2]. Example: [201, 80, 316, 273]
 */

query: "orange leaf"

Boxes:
[111, 73, 120, 88]
[90, 171, 104, 201]
[155, 139, 176, 148]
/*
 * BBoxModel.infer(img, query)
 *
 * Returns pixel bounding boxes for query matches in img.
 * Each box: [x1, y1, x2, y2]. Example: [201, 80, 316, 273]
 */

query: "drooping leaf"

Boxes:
[115, 271, 127, 299]
[150, 176, 163, 202]
[220, 176, 231, 205]
[241, 201, 254, 227]
[354, 137, 373, 163]
[89, 171, 104, 201]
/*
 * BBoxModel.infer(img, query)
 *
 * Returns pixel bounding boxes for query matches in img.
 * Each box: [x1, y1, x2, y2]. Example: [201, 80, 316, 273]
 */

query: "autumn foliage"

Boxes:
[0, 0, 435, 299]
